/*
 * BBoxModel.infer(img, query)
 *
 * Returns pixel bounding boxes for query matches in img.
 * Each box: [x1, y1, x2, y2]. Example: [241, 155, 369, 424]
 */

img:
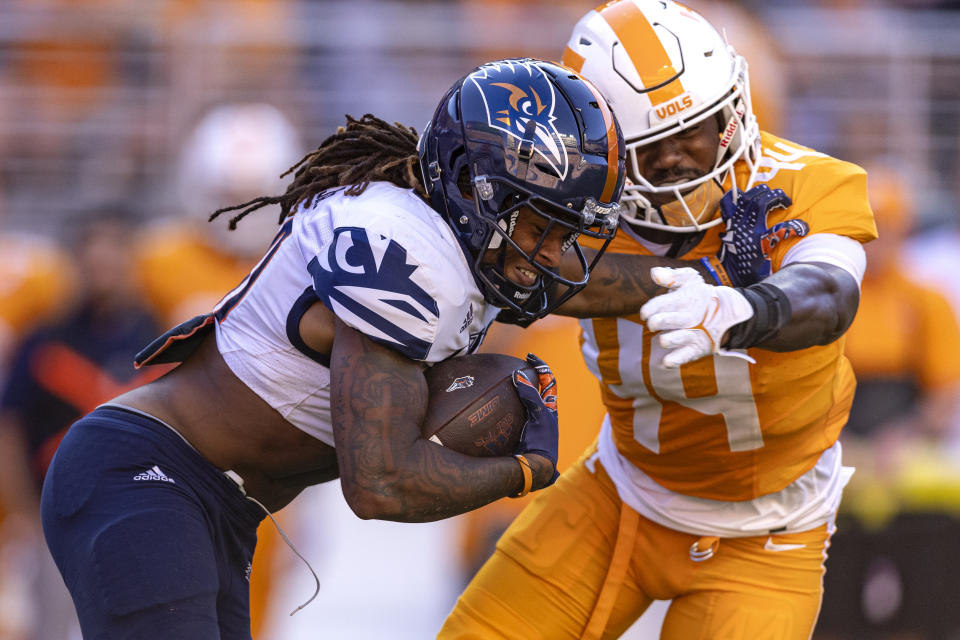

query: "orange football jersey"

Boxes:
[580, 133, 878, 501]
[133, 222, 255, 327]
[845, 265, 960, 388]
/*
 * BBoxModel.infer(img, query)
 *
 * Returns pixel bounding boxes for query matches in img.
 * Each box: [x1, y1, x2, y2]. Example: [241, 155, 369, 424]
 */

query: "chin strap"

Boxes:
[657, 179, 724, 229]
[482, 247, 535, 303]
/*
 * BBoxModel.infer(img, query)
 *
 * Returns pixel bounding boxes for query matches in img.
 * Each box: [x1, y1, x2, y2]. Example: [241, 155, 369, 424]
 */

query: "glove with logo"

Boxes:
[640, 267, 755, 368]
[700, 184, 808, 288]
[512, 353, 560, 488]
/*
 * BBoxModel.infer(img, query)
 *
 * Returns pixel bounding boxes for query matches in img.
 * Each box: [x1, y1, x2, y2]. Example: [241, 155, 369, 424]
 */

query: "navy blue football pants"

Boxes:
[41, 405, 265, 639]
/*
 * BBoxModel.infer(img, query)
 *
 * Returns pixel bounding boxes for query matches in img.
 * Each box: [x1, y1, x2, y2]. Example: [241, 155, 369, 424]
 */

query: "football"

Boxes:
[422, 353, 535, 457]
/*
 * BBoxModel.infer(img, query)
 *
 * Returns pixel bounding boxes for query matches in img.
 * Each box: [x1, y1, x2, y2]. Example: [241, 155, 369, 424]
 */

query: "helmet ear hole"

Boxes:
[456, 166, 473, 199]
[448, 146, 465, 173]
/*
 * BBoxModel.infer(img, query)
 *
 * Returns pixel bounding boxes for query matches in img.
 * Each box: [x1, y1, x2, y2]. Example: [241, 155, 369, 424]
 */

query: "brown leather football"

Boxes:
[422, 353, 535, 457]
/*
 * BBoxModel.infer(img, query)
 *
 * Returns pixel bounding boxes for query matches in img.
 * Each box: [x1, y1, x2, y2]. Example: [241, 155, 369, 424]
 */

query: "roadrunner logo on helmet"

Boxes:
[418, 58, 626, 323]
[562, 0, 762, 233]
[475, 65, 570, 181]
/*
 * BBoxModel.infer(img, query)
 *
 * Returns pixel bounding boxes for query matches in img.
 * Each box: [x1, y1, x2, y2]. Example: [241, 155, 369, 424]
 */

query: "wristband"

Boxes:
[723, 282, 792, 349]
[699, 256, 733, 287]
[512, 454, 533, 498]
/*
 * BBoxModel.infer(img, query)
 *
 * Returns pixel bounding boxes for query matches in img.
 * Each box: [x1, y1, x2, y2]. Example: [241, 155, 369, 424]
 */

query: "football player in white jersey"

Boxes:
[440, 3, 877, 639]
[39, 59, 625, 639]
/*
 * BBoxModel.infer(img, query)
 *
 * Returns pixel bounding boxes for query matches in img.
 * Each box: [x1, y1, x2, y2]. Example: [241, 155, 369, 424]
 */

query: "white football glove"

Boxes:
[640, 267, 756, 368]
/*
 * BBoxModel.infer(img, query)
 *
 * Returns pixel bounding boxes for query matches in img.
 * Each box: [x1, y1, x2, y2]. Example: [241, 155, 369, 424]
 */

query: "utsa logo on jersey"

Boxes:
[465, 60, 569, 180]
[309, 226, 441, 359]
[761, 219, 810, 256]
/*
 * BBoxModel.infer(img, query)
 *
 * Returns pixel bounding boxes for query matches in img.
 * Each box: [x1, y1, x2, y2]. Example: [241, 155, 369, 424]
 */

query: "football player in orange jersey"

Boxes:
[0, 191, 77, 639]
[0, 233, 74, 383]
[440, 2, 877, 639]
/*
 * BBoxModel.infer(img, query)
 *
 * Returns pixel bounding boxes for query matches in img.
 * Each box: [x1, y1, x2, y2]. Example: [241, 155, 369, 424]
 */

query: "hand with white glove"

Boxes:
[640, 267, 756, 368]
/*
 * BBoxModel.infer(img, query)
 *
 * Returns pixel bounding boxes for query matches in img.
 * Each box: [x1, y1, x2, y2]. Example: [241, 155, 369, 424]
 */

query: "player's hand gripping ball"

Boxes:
[511, 353, 560, 486]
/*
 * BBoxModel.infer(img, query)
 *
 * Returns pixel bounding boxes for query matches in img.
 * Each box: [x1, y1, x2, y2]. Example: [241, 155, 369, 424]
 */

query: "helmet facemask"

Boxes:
[621, 54, 761, 234]
[468, 173, 619, 319]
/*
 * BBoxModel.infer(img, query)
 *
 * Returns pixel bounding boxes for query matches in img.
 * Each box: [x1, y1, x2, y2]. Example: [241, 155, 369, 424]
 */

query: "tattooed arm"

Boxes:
[556, 248, 712, 318]
[329, 317, 551, 523]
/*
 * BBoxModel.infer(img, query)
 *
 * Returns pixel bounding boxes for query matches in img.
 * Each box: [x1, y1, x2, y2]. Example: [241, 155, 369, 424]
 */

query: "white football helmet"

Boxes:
[562, 0, 761, 233]
[176, 103, 304, 258]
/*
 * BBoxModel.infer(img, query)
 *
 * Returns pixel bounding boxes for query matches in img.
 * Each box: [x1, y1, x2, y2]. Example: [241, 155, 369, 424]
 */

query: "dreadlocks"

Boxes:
[209, 114, 427, 230]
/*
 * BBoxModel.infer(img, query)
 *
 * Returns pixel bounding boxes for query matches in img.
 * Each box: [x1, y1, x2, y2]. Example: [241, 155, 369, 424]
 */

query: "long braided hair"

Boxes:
[209, 114, 427, 229]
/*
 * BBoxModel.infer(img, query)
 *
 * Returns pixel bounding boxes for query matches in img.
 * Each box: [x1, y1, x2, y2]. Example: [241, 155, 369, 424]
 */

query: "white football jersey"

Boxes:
[213, 182, 499, 446]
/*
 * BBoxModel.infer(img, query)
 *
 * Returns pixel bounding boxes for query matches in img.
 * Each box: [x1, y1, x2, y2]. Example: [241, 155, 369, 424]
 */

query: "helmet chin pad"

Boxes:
[480, 260, 537, 305]
[658, 180, 724, 228]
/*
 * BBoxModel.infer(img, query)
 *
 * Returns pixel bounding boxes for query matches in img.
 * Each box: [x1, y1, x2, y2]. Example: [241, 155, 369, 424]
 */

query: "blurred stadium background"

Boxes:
[1, 1, 960, 639]
[1, 0, 959, 233]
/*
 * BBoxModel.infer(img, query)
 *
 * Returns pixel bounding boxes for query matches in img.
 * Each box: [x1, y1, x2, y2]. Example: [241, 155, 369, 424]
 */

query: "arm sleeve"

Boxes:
[780, 233, 867, 288]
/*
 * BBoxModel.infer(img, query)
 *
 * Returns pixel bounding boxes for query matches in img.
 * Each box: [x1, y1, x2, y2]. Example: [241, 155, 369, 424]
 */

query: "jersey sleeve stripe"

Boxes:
[285, 287, 331, 367]
[325, 289, 433, 360]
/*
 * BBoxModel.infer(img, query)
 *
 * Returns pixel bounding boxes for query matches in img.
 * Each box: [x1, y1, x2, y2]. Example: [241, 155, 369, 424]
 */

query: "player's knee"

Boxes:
[440, 583, 543, 639]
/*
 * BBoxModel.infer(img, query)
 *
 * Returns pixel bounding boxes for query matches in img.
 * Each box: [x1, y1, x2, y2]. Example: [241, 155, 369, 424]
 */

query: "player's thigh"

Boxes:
[47, 494, 222, 638]
[42, 426, 224, 638]
[662, 526, 830, 640]
[440, 453, 635, 639]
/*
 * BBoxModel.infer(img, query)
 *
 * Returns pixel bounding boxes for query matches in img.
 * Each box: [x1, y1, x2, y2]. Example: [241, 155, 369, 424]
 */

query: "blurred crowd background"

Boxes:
[1, 0, 960, 639]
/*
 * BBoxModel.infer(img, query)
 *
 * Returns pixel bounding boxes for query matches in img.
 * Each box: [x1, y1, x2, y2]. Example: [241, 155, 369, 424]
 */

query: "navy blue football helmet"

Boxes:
[418, 58, 626, 323]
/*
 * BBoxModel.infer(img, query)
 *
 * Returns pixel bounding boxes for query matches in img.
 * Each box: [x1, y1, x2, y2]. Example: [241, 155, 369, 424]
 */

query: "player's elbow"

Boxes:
[339, 474, 405, 521]
[834, 283, 860, 338]
[767, 262, 861, 350]
[343, 495, 390, 521]
[817, 266, 861, 344]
